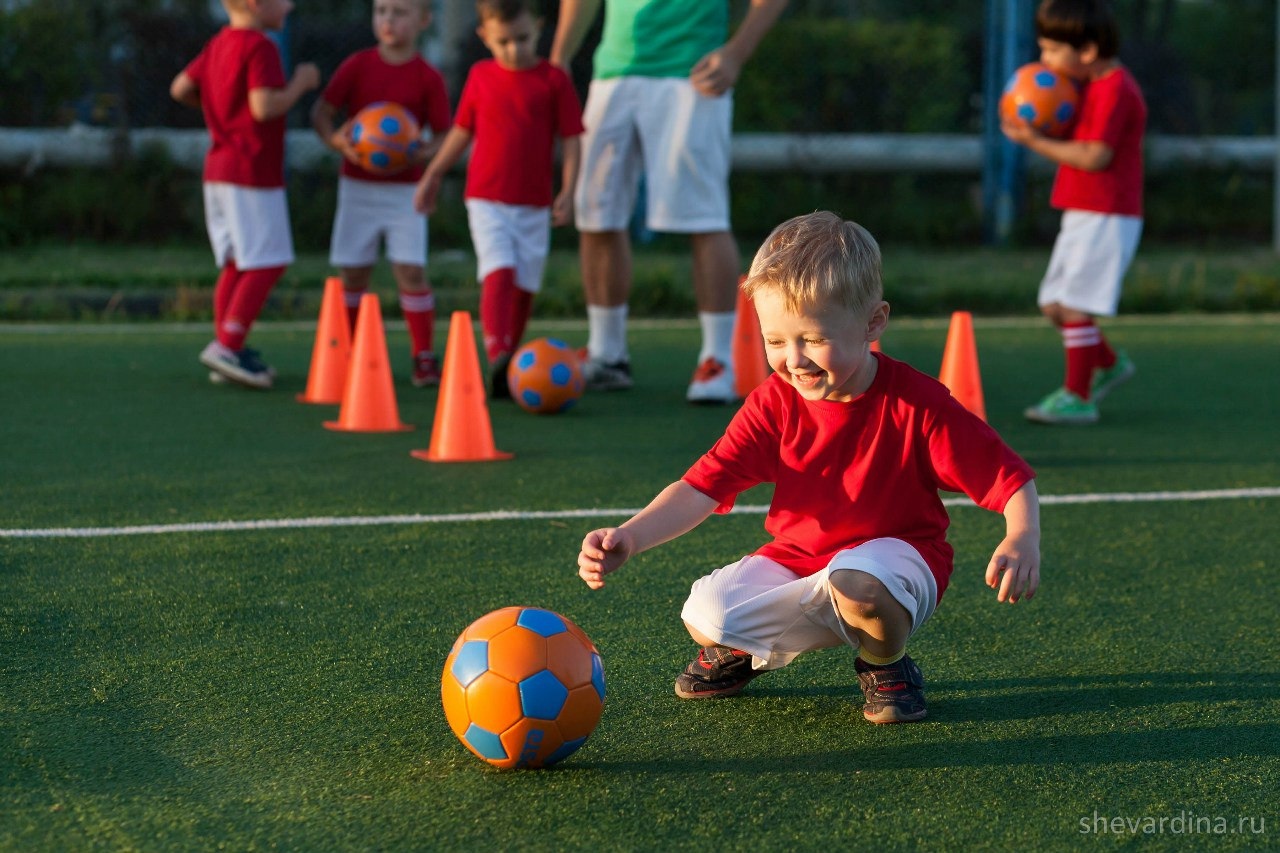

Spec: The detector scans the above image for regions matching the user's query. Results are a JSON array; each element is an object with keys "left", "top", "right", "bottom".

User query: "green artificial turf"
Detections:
[{"left": 2, "top": 315, "right": 1277, "bottom": 851}]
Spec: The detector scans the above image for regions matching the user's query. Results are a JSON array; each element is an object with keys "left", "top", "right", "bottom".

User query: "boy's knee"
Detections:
[{"left": 829, "top": 570, "right": 896, "bottom": 620}]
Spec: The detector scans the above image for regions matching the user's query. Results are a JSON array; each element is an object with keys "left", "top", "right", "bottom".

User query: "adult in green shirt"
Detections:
[{"left": 552, "top": 0, "right": 789, "bottom": 404}]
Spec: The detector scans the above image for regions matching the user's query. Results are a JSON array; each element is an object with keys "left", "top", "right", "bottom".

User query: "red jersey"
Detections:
[
  {"left": 320, "top": 48, "right": 451, "bottom": 184},
  {"left": 1050, "top": 66, "right": 1147, "bottom": 216},
  {"left": 682, "top": 355, "right": 1035, "bottom": 599},
  {"left": 454, "top": 59, "right": 584, "bottom": 207},
  {"left": 184, "top": 27, "right": 288, "bottom": 188}
]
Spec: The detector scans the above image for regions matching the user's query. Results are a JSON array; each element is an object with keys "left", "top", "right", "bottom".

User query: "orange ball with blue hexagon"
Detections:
[
  {"left": 441, "top": 607, "right": 606, "bottom": 770},
  {"left": 350, "top": 102, "right": 421, "bottom": 175},
  {"left": 999, "top": 62, "right": 1079, "bottom": 138},
  {"left": 506, "top": 337, "right": 585, "bottom": 414}
]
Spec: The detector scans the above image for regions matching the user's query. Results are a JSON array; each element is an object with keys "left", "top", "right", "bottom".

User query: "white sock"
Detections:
[
  {"left": 586, "top": 304, "right": 629, "bottom": 363},
  {"left": 698, "top": 311, "right": 736, "bottom": 365}
]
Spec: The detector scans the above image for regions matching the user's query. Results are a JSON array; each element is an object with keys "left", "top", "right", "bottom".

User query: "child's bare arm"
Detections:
[
  {"left": 552, "top": 135, "right": 582, "bottom": 227},
  {"left": 170, "top": 71, "right": 200, "bottom": 108},
  {"left": 414, "top": 126, "right": 472, "bottom": 214},
  {"left": 310, "top": 98, "right": 359, "bottom": 164},
  {"left": 577, "top": 482, "right": 720, "bottom": 590},
  {"left": 986, "top": 480, "right": 1041, "bottom": 603},
  {"left": 249, "top": 62, "right": 321, "bottom": 122},
  {"left": 1000, "top": 121, "right": 1113, "bottom": 171}
]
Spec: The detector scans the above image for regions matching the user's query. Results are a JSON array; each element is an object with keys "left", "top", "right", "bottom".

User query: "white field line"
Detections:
[
  {"left": 3, "top": 487, "right": 1278, "bottom": 540},
  {"left": 2, "top": 313, "right": 1279, "bottom": 336}
]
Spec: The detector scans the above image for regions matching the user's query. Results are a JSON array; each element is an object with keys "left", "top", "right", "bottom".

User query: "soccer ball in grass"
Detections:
[
  {"left": 350, "top": 102, "right": 421, "bottom": 175},
  {"left": 999, "top": 62, "right": 1079, "bottom": 138},
  {"left": 442, "top": 607, "right": 606, "bottom": 770},
  {"left": 506, "top": 337, "right": 585, "bottom": 414}
]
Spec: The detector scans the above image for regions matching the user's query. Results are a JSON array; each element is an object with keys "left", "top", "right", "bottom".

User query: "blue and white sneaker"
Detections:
[{"left": 200, "top": 340, "right": 273, "bottom": 389}]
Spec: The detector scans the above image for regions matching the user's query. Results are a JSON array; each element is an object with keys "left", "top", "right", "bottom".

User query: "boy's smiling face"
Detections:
[
  {"left": 754, "top": 288, "right": 887, "bottom": 403},
  {"left": 477, "top": 11, "right": 540, "bottom": 71}
]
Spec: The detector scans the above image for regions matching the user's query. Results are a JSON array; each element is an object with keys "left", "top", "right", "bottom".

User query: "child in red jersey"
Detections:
[
  {"left": 312, "top": 0, "right": 452, "bottom": 387},
  {"left": 1002, "top": 0, "right": 1146, "bottom": 425},
  {"left": 414, "top": 0, "right": 583, "bottom": 398},
  {"left": 171, "top": 0, "right": 320, "bottom": 389},
  {"left": 576, "top": 212, "right": 1042, "bottom": 724}
]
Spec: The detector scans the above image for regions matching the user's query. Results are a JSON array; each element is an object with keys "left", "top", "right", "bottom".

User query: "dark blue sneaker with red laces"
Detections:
[
  {"left": 674, "top": 646, "right": 764, "bottom": 699},
  {"left": 855, "top": 654, "right": 927, "bottom": 723}
]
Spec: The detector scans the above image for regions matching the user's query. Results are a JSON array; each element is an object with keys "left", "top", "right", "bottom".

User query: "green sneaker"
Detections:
[
  {"left": 1024, "top": 387, "right": 1099, "bottom": 425},
  {"left": 1091, "top": 350, "right": 1135, "bottom": 402}
]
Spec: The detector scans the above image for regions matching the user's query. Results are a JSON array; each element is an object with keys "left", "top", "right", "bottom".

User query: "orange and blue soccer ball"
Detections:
[
  {"left": 506, "top": 337, "right": 585, "bottom": 414},
  {"left": 999, "top": 62, "right": 1079, "bottom": 138},
  {"left": 350, "top": 102, "right": 421, "bottom": 175},
  {"left": 441, "top": 607, "right": 606, "bottom": 770}
]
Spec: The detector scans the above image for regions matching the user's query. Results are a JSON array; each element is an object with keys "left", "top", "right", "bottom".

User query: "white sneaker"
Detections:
[
  {"left": 686, "top": 357, "right": 737, "bottom": 404},
  {"left": 199, "top": 340, "right": 272, "bottom": 389}
]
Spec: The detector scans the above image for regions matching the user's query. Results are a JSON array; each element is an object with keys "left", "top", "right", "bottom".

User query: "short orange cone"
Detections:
[
  {"left": 324, "top": 294, "right": 412, "bottom": 432},
  {"left": 938, "top": 310, "right": 987, "bottom": 421},
  {"left": 732, "top": 282, "right": 769, "bottom": 398},
  {"left": 297, "top": 276, "right": 352, "bottom": 404},
  {"left": 870, "top": 338, "right": 881, "bottom": 353},
  {"left": 411, "top": 311, "right": 512, "bottom": 462}
]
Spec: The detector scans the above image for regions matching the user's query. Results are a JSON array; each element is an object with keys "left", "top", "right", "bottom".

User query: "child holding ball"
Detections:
[{"left": 576, "top": 211, "right": 1041, "bottom": 723}]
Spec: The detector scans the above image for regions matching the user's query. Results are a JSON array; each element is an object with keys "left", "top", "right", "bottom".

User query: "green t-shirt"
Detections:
[{"left": 592, "top": 0, "right": 728, "bottom": 79}]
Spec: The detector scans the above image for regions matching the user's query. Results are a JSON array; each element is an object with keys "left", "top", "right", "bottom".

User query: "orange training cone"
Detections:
[
  {"left": 324, "top": 294, "right": 412, "bottom": 432},
  {"left": 732, "top": 281, "right": 769, "bottom": 399},
  {"left": 411, "top": 311, "right": 512, "bottom": 462},
  {"left": 938, "top": 310, "right": 987, "bottom": 422},
  {"left": 297, "top": 276, "right": 352, "bottom": 404}
]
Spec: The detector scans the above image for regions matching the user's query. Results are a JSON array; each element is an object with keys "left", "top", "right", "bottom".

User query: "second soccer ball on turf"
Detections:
[
  {"left": 506, "top": 338, "right": 585, "bottom": 414},
  {"left": 999, "top": 62, "right": 1079, "bottom": 138},
  {"left": 350, "top": 102, "right": 421, "bottom": 175}
]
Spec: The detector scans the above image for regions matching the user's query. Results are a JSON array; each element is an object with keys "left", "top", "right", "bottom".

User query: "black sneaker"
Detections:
[
  {"left": 855, "top": 655, "right": 927, "bottom": 723},
  {"left": 489, "top": 352, "right": 511, "bottom": 399},
  {"left": 674, "top": 646, "right": 763, "bottom": 699}
]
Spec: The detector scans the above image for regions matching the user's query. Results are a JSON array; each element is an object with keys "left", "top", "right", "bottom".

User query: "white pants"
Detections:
[
  {"left": 575, "top": 76, "right": 731, "bottom": 233},
  {"left": 680, "top": 538, "right": 938, "bottom": 671},
  {"left": 328, "top": 177, "right": 427, "bottom": 268},
  {"left": 465, "top": 199, "right": 551, "bottom": 292},
  {"left": 203, "top": 183, "right": 294, "bottom": 270},
  {"left": 1039, "top": 210, "right": 1143, "bottom": 317}
]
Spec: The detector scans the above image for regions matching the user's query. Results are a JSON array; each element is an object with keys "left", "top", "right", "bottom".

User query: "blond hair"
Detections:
[{"left": 743, "top": 211, "right": 882, "bottom": 316}]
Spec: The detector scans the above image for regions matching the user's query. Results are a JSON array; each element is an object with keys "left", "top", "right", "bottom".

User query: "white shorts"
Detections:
[
  {"left": 328, "top": 177, "right": 427, "bottom": 268},
  {"left": 575, "top": 76, "right": 731, "bottom": 234},
  {"left": 679, "top": 538, "right": 938, "bottom": 672},
  {"left": 1039, "top": 210, "right": 1143, "bottom": 316},
  {"left": 464, "top": 199, "right": 551, "bottom": 293},
  {"left": 203, "top": 183, "right": 294, "bottom": 270}
]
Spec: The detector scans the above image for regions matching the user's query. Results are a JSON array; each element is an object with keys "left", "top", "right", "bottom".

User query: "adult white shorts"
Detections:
[
  {"left": 464, "top": 199, "right": 551, "bottom": 293},
  {"left": 679, "top": 538, "right": 938, "bottom": 672},
  {"left": 203, "top": 182, "right": 294, "bottom": 271},
  {"left": 575, "top": 76, "right": 731, "bottom": 234},
  {"left": 1039, "top": 209, "right": 1143, "bottom": 317},
  {"left": 328, "top": 177, "right": 427, "bottom": 268}
]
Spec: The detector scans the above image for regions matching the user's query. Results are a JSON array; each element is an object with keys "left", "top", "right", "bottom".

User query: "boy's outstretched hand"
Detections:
[
  {"left": 985, "top": 532, "right": 1041, "bottom": 603},
  {"left": 577, "top": 527, "right": 635, "bottom": 590}
]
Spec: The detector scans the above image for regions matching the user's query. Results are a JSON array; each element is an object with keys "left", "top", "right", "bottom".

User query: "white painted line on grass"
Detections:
[{"left": 3, "top": 487, "right": 1278, "bottom": 540}]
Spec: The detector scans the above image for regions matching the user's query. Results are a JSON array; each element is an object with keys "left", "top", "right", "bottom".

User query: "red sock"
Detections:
[
  {"left": 399, "top": 287, "right": 436, "bottom": 356},
  {"left": 480, "top": 267, "right": 518, "bottom": 361},
  {"left": 343, "top": 287, "right": 364, "bottom": 333},
  {"left": 510, "top": 286, "right": 534, "bottom": 352},
  {"left": 1061, "top": 321, "right": 1101, "bottom": 399},
  {"left": 213, "top": 261, "right": 239, "bottom": 332},
  {"left": 1095, "top": 332, "right": 1117, "bottom": 369},
  {"left": 220, "top": 265, "right": 284, "bottom": 350}
]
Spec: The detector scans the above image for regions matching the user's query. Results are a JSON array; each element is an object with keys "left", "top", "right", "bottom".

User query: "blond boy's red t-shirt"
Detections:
[
  {"left": 682, "top": 355, "right": 1035, "bottom": 600},
  {"left": 184, "top": 27, "right": 288, "bottom": 188},
  {"left": 453, "top": 59, "right": 584, "bottom": 207},
  {"left": 319, "top": 47, "right": 452, "bottom": 184},
  {"left": 1051, "top": 66, "right": 1147, "bottom": 216}
]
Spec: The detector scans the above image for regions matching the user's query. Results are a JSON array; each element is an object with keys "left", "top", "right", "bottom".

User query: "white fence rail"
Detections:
[{"left": 0, "top": 126, "right": 1275, "bottom": 174}]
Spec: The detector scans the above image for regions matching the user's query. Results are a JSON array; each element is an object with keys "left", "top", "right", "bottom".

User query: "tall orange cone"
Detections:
[
  {"left": 411, "top": 311, "right": 512, "bottom": 462},
  {"left": 324, "top": 294, "right": 412, "bottom": 432},
  {"left": 297, "top": 276, "right": 352, "bottom": 404},
  {"left": 938, "top": 310, "right": 987, "bottom": 422},
  {"left": 732, "top": 281, "right": 769, "bottom": 399}
]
